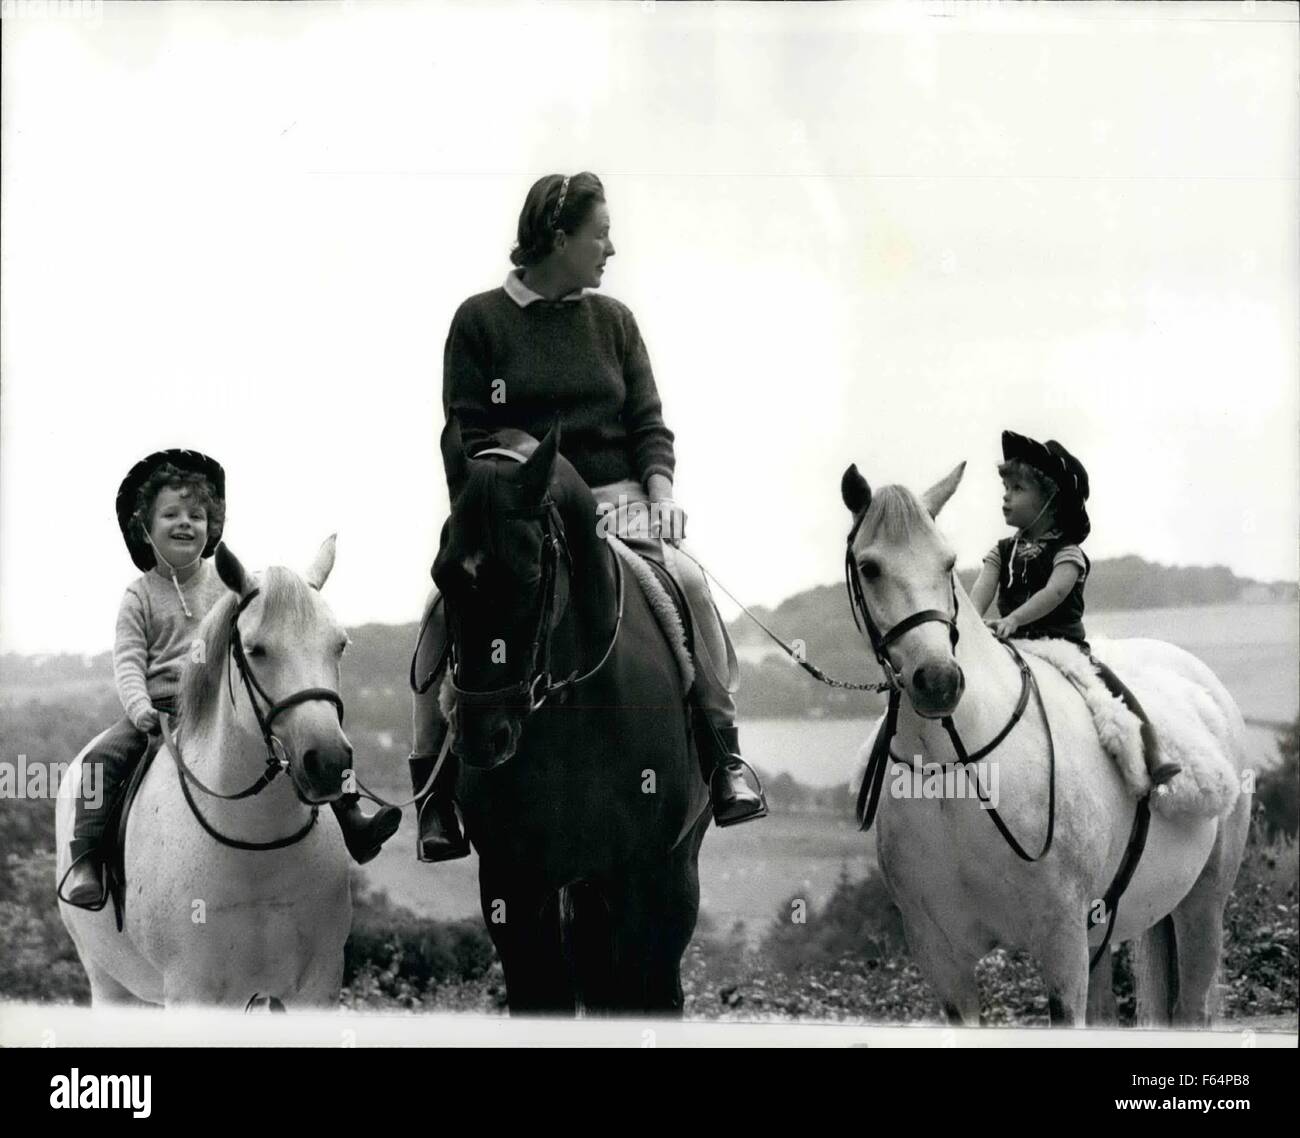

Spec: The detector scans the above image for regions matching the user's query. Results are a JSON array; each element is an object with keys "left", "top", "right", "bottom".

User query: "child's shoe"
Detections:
[
  {"left": 330, "top": 794, "right": 401, "bottom": 865},
  {"left": 61, "top": 842, "right": 107, "bottom": 909}
]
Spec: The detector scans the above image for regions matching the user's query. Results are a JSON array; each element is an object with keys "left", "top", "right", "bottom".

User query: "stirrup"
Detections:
[
  {"left": 711, "top": 759, "right": 769, "bottom": 828},
  {"left": 57, "top": 849, "right": 110, "bottom": 912}
]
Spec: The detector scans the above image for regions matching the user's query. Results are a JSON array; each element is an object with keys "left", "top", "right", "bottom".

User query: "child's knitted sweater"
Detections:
[{"left": 113, "top": 560, "right": 227, "bottom": 727}]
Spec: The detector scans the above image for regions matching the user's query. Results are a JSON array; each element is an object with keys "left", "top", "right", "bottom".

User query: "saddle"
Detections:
[
  {"left": 605, "top": 535, "right": 695, "bottom": 692},
  {"left": 1015, "top": 638, "right": 1239, "bottom": 819},
  {"left": 99, "top": 733, "right": 165, "bottom": 933}
]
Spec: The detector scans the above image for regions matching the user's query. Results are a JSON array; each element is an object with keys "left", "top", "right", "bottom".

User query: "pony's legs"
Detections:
[
  {"left": 1037, "top": 924, "right": 1091, "bottom": 1027},
  {"left": 1132, "top": 914, "right": 1178, "bottom": 1026},
  {"left": 85, "top": 960, "right": 158, "bottom": 1008},
  {"left": 1167, "top": 793, "right": 1249, "bottom": 1027},
  {"left": 897, "top": 906, "right": 980, "bottom": 1025},
  {"left": 609, "top": 870, "right": 700, "bottom": 1016},
  {"left": 1085, "top": 947, "right": 1119, "bottom": 1025}
]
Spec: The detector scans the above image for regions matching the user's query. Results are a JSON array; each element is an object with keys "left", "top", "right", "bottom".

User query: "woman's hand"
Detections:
[{"left": 647, "top": 475, "right": 687, "bottom": 546}]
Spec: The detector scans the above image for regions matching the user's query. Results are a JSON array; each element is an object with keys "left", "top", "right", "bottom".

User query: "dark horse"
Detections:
[{"left": 427, "top": 420, "right": 711, "bottom": 1015}]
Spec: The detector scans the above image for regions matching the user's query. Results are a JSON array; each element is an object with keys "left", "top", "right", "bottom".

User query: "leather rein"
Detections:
[
  {"left": 162, "top": 586, "right": 345, "bottom": 851},
  {"left": 845, "top": 515, "right": 1057, "bottom": 865},
  {"left": 444, "top": 450, "right": 625, "bottom": 718}
]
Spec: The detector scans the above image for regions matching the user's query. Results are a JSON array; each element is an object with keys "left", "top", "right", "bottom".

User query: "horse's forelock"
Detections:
[
  {"left": 857, "top": 485, "right": 932, "bottom": 547},
  {"left": 179, "top": 568, "right": 325, "bottom": 728}
]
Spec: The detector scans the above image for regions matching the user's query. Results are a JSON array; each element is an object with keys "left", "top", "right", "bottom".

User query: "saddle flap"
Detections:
[{"left": 104, "top": 732, "right": 165, "bottom": 932}]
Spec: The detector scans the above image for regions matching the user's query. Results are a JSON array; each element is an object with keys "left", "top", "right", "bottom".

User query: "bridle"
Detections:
[
  {"left": 843, "top": 511, "right": 961, "bottom": 692},
  {"left": 164, "top": 585, "right": 346, "bottom": 851},
  {"left": 845, "top": 511, "right": 1056, "bottom": 865},
  {"left": 445, "top": 452, "right": 624, "bottom": 720}
]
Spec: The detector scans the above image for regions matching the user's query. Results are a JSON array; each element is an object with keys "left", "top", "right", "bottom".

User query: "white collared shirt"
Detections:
[{"left": 503, "top": 268, "right": 585, "bottom": 308}]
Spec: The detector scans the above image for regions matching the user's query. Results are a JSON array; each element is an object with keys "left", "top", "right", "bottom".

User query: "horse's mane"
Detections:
[
  {"left": 855, "top": 484, "right": 932, "bottom": 546},
  {"left": 179, "top": 567, "right": 318, "bottom": 727}
]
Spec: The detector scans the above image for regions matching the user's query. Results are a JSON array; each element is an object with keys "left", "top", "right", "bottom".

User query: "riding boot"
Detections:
[
  {"left": 61, "top": 716, "right": 151, "bottom": 910},
  {"left": 330, "top": 794, "right": 402, "bottom": 866},
  {"left": 1092, "top": 659, "right": 1182, "bottom": 790},
  {"left": 408, "top": 729, "right": 470, "bottom": 863},
  {"left": 693, "top": 714, "right": 768, "bottom": 827}
]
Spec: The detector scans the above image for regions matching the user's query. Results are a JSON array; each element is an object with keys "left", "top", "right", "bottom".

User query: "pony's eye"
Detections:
[
  {"left": 248, "top": 644, "right": 267, "bottom": 659},
  {"left": 858, "top": 559, "right": 880, "bottom": 581}
]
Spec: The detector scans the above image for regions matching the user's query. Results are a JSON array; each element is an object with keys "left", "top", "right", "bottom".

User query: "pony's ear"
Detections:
[
  {"left": 518, "top": 421, "right": 560, "bottom": 502},
  {"left": 440, "top": 418, "right": 470, "bottom": 498},
  {"left": 841, "top": 464, "right": 872, "bottom": 516},
  {"left": 921, "top": 462, "right": 966, "bottom": 519},
  {"left": 305, "top": 534, "right": 337, "bottom": 591},
  {"left": 215, "top": 543, "right": 250, "bottom": 597}
]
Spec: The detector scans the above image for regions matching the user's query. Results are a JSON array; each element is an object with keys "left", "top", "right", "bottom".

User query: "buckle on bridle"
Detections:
[
  {"left": 267, "top": 735, "right": 290, "bottom": 773},
  {"left": 529, "top": 671, "right": 552, "bottom": 711}
]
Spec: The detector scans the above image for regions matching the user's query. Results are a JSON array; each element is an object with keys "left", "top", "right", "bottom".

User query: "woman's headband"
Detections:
[{"left": 549, "top": 175, "right": 571, "bottom": 231}]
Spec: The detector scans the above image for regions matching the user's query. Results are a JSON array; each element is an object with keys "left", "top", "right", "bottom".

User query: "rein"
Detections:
[{"left": 161, "top": 586, "right": 345, "bottom": 851}]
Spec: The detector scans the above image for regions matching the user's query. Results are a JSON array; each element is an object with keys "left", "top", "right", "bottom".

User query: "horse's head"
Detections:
[
  {"left": 199, "top": 537, "right": 355, "bottom": 804},
  {"left": 842, "top": 462, "right": 968, "bottom": 718},
  {"left": 434, "top": 420, "right": 579, "bottom": 770}
]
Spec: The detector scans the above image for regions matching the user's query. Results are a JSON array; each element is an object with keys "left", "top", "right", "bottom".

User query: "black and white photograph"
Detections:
[{"left": 1, "top": 0, "right": 1296, "bottom": 1082}]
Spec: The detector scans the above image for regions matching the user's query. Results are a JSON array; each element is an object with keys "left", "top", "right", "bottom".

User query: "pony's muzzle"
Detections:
[
  {"left": 451, "top": 706, "right": 520, "bottom": 771},
  {"left": 909, "top": 660, "right": 966, "bottom": 719},
  {"left": 289, "top": 731, "right": 354, "bottom": 803}
]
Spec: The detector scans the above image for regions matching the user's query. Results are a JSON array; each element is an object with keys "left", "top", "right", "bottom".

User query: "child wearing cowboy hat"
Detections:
[
  {"left": 60, "top": 450, "right": 399, "bottom": 910},
  {"left": 969, "top": 430, "right": 1181, "bottom": 788}
]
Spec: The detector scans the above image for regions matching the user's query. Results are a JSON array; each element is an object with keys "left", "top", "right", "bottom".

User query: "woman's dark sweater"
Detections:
[{"left": 442, "top": 285, "right": 676, "bottom": 489}]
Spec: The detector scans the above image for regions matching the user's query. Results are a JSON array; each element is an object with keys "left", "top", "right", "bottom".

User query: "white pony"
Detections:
[
  {"left": 56, "top": 539, "right": 353, "bottom": 1008},
  {"left": 842, "top": 463, "right": 1251, "bottom": 1027}
]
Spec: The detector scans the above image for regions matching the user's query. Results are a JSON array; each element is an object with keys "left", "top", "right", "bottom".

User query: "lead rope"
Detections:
[{"left": 674, "top": 547, "right": 892, "bottom": 694}]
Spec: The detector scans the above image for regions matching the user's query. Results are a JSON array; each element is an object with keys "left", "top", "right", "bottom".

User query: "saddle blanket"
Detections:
[{"left": 1017, "top": 637, "right": 1240, "bottom": 820}]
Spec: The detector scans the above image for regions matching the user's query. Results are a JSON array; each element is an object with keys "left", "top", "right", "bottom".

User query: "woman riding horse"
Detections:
[{"left": 410, "top": 171, "right": 767, "bottom": 860}]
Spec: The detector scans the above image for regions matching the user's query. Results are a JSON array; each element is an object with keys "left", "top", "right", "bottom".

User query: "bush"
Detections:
[
  {"left": 1254, "top": 718, "right": 1299, "bottom": 841},
  {"left": 0, "top": 850, "right": 90, "bottom": 1004},
  {"left": 342, "top": 875, "right": 499, "bottom": 1010}
]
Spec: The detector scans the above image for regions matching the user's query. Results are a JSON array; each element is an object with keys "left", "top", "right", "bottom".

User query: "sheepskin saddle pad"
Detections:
[
  {"left": 1015, "top": 637, "right": 1240, "bottom": 820},
  {"left": 604, "top": 534, "right": 695, "bottom": 692},
  {"left": 437, "top": 533, "right": 695, "bottom": 719}
]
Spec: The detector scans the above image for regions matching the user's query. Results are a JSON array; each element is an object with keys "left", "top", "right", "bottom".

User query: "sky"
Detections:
[{"left": 2, "top": 0, "right": 1297, "bottom": 656}]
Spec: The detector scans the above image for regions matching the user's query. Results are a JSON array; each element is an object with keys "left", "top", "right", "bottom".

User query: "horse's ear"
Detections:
[
  {"left": 215, "top": 543, "right": 250, "bottom": 597},
  {"left": 922, "top": 461, "right": 966, "bottom": 519},
  {"left": 305, "top": 534, "right": 337, "bottom": 591},
  {"left": 841, "top": 464, "right": 872, "bottom": 516},
  {"left": 518, "top": 420, "right": 560, "bottom": 502},
  {"left": 440, "top": 418, "right": 470, "bottom": 498}
]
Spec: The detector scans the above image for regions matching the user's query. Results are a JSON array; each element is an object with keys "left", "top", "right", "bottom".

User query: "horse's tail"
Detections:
[
  {"left": 1132, "top": 914, "right": 1179, "bottom": 1025},
  {"left": 555, "top": 881, "right": 612, "bottom": 1016}
]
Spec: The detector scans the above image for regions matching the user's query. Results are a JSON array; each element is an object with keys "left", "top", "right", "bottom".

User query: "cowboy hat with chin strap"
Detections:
[
  {"left": 116, "top": 449, "right": 226, "bottom": 572},
  {"left": 1001, "top": 430, "right": 1091, "bottom": 543}
]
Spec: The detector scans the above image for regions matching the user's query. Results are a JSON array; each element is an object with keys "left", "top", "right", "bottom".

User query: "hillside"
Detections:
[{"left": 1, "top": 556, "right": 1294, "bottom": 727}]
